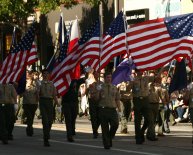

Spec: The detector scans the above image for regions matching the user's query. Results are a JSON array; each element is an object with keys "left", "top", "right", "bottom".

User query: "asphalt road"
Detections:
[{"left": 0, "top": 117, "right": 193, "bottom": 155}]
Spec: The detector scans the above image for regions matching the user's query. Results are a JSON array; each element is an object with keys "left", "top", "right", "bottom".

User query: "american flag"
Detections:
[
  {"left": 82, "top": 11, "right": 127, "bottom": 71},
  {"left": 47, "top": 13, "right": 68, "bottom": 72},
  {"left": 0, "top": 23, "right": 37, "bottom": 84},
  {"left": 51, "top": 19, "right": 100, "bottom": 86},
  {"left": 48, "top": 13, "right": 72, "bottom": 96},
  {"left": 127, "top": 13, "right": 193, "bottom": 71},
  {"left": 28, "top": 41, "right": 38, "bottom": 64}
]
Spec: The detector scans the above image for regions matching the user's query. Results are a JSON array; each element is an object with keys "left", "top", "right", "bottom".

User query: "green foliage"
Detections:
[
  {"left": 0, "top": 0, "right": 39, "bottom": 27},
  {"left": 0, "top": 0, "right": 100, "bottom": 28},
  {"left": 83, "top": 0, "right": 101, "bottom": 6}
]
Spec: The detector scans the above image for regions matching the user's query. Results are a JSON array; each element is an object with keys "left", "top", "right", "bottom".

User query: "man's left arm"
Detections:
[{"left": 115, "top": 88, "right": 121, "bottom": 112}]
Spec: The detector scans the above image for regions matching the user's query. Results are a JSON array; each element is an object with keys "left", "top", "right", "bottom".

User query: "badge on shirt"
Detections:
[{"left": 96, "top": 84, "right": 102, "bottom": 90}]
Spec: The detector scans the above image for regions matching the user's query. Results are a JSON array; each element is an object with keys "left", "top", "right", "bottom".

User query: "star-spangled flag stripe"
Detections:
[
  {"left": 1, "top": 51, "right": 28, "bottom": 83},
  {"left": 83, "top": 11, "right": 127, "bottom": 71},
  {"left": 0, "top": 23, "right": 37, "bottom": 83},
  {"left": 127, "top": 13, "right": 193, "bottom": 71},
  {"left": 53, "top": 73, "right": 71, "bottom": 96},
  {"left": 51, "top": 20, "right": 100, "bottom": 84},
  {"left": 48, "top": 13, "right": 72, "bottom": 96},
  {"left": 28, "top": 42, "right": 38, "bottom": 64},
  {"left": 47, "top": 13, "right": 68, "bottom": 72}
]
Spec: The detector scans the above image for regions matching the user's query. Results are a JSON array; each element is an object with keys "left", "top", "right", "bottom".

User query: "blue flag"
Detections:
[
  {"left": 112, "top": 58, "right": 135, "bottom": 85},
  {"left": 169, "top": 59, "right": 187, "bottom": 94}
]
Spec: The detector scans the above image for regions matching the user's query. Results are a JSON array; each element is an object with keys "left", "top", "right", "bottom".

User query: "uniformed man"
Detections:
[
  {"left": 98, "top": 72, "right": 121, "bottom": 149},
  {"left": 62, "top": 77, "right": 85, "bottom": 142},
  {"left": 117, "top": 81, "right": 133, "bottom": 134},
  {"left": 0, "top": 83, "right": 17, "bottom": 144},
  {"left": 38, "top": 69, "right": 59, "bottom": 147},
  {"left": 86, "top": 71, "right": 102, "bottom": 138},
  {"left": 130, "top": 69, "right": 157, "bottom": 144},
  {"left": 156, "top": 75, "right": 170, "bottom": 136},
  {"left": 22, "top": 71, "right": 38, "bottom": 137},
  {"left": 141, "top": 81, "right": 160, "bottom": 137}
]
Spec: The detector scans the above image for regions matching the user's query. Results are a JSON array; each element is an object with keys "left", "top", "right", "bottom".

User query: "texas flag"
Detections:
[{"left": 68, "top": 19, "right": 81, "bottom": 79}]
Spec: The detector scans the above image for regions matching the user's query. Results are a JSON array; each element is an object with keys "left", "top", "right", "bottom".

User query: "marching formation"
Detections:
[
  {"left": 0, "top": 65, "right": 193, "bottom": 150},
  {"left": 1, "top": 10, "right": 193, "bottom": 150}
]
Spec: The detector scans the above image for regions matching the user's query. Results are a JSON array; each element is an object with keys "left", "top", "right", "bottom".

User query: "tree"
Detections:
[{"left": 0, "top": 0, "right": 101, "bottom": 29}]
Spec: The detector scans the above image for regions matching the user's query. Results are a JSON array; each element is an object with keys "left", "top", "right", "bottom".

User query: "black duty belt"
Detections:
[
  {"left": 99, "top": 106, "right": 116, "bottom": 110},
  {"left": 134, "top": 96, "right": 146, "bottom": 99},
  {"left": 149, "top": 102, "right": 159, "bottom": 104},
  {"left": 40, "top": 97, "right": 53, "bottom": 99}
]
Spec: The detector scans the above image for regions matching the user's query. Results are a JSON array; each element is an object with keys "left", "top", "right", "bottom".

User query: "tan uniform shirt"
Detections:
[
  {"left": 156, "top": 85, "right": 169, "bottom": 104},
  {"left": 148, "top": 88, "right": 159, "bottom": 103},
  {"left": 131, "top": 76, "right": 153, "bottom": 97},
  {"left": 39, "top": 80, "right": 57, "bottom": 99},
  {"left": 98, "top": 83, "right": 120, "bottom": 108},
  {"left": 88, "top": 81, "right": 102, "bottom": 101},
  {"left": 0, "top": 84, "right": 17, "bottom": 104},
  {"left": 23, "top": 80, "right": 38, "bottom": 104},
  {"left": 118, "top": 82, "right": 132, "bottom": 100}
]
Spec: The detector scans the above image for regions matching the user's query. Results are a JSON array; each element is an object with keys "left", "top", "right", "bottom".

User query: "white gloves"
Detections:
[{"left": 118, "top": 112, "right": 122, "bottom": 119}]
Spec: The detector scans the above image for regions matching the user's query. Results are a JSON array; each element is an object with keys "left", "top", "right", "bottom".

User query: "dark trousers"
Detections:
[
  {"left": 99, "top": 107, "right": 119, "bottom": 148},
  {"left": 163, "top": 104, "right": 171, "bottom": 132},
  {"left": 62, "top": 102, "right": 78, "bottom": 139},
  {"left": 39, "top": 98, "right": 54, "bottom": 140},
  {"left": 23, "top": 104, "right": 38, "bottom": 135},
  {"left": 133, "top": 97, "right": 155, "bottom": 140},
  {"left": 0, "top": 104, "right": 15, "bottom": 141},
  {"left": 141, "top": 103, "right": 159, "bottom": 137},
  {"left": 189, "top": 108, "right": 193, "bottom": 124},
  {"left": 88, "top": 98, "right": 100, "bottom": 135},
  {"left": 120, "top": 99, "right": 132, "bottom": 131}
]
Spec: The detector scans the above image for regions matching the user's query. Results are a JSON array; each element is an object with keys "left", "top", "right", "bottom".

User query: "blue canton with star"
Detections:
[
  {"left": 57, "top": 21, "right": 68, "bottom": 63},
  {"left": 78, "top": 19, "right": 100, "bottom": 45},
  {"left": 12, "top": 23, "right": 36, "bottom": 53},
  {"left": 105, "top": 11, "right": 125, "bottom": 38},
  {"left": 165, "top": 13, "right": 193, "bottom": 39}
]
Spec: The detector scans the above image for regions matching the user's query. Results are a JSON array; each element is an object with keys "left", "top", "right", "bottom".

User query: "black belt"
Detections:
[
  {"left": 149, "top": 102, "right": 159, "bottom": 104},
  {"left": 99, "top": 106, "right": 116, "bottom": 110},
  {"left": 134, "top": 96, "right": 146, "bottom": 99},
  {"left": 40, "top": 97, "right": 53, "bottom": 99}
]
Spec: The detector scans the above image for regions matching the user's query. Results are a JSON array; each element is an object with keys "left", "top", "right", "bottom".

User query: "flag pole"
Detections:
[
  {"left": 166, "top": 59, "right": 175, "bottom": 78},
  {"left": 10, "top": 27, "right": 16, "bottom": 52},
  {"left": 123, "top": 9, "right": 129, "bottom": 57},
  {"left": 98, "top": 2, "right": 103, "bottom": 82},
  {"left": 46, "top": 11, "right": 62, "bottom": 69},
  {"left": 113, "top": 0, "right": 119, "bottom": 71}
]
